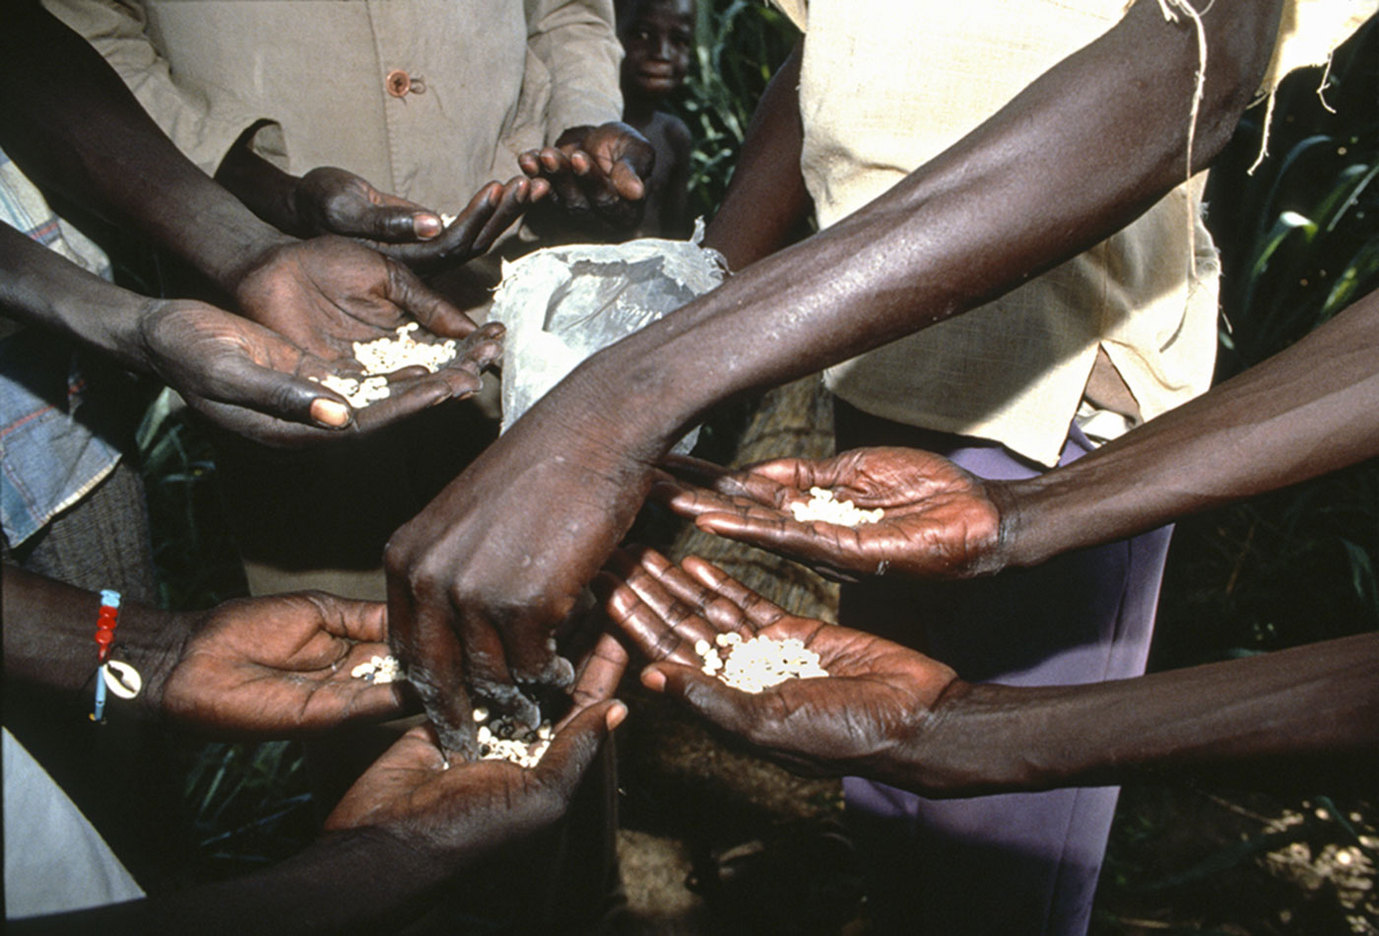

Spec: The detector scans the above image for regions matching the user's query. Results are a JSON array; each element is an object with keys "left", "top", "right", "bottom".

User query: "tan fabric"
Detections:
[
  {"left": 1260, "top": 0, "right": 1377, "bottom": 94},
  {"left": 44, "top": 0, "right": 624, "bottom": 216},
  {"left": 773, "top": 0, "right": 1373, "bottom": 466}
]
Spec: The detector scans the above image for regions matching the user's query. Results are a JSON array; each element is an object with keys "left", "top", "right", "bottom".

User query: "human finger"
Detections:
[
  {"left": 299, "top": 167, "right": 443, "bottom": 241},
  {"left": 630, "top": 547, "right": 757, "bottom": 639},
  {"left": 385, "top": 179, "right": 527, "bottom": 268},
  {"left": 640, "top": 661, "right": 763, "bottom": 737},
  {"left": 381, "top": 260, "right": 479, "bottom": 338},
  {"left": 307, "top": 593, "right": 390, "bottom": 644},
  {"left": 659, "top": 455, "right": 791, "bottom": 505},
  {"left": 203, "top": 352, "right": 357, "bottom": 430},
  {"left": 566, "top": 632, "right": 629, "bottom": 717},
  {"left": 608, "top": 156, "right": 647, "bottom": 202},
  {"left": 679, "top": 556, "right": 793, "bottom": 631},
  {"left": 606, "top": 549, "right": 720, "bottom": 651},
  {"left": 362, "top": 188, "right": 445, "bottom": 240},
  {"left": 537, "top": 147, "right": 593, "bottom": 215},
  {"left": 692, "top": 510, "right": 867, "bottom": 580},
  {"left": 346, "top": 378, "right": 456, "bottom": 432},
  {"left": 738, "top": 456, "right": 834, "bottom": 492},
  {"left": 598, "top": 571, "right": 702, "bottom": 668},
  {"left": 467, "top": 177, "right": 532, "bottom": 252},
  {"left": 528, "top": 698, "right": 626, "bottom": 807},
  {"left": 386, "top": 581, "right": 479, "bottom": 759},
  {"left": 453, "top": 608, "right": 546, "bottom": 733},
  {"left": 350, "top": 203, "right": 445, "bottom": 242}
]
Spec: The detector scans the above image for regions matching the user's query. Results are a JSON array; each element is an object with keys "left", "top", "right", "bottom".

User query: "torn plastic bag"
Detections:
[{"left": 490, "top": 221, "right": 727, "bottom": 453}]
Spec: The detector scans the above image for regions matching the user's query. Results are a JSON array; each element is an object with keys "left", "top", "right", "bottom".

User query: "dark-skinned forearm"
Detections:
[
  {"left": 0, "top": 223, "right": 158, "bottom": 372},
  {"left": 2, "top": 565, "right": 186, "bottom": 717},
  {"left": 0, "top": 4, "right": 292, "bottom": 290},
  {"left": 896, "top": 632, "right": 1379, "bottom": 797},
  {"left": 6, "top": 829, "right": 450, "bottom": 936},
  {"left": 701, "top": 42, "right": 811, "bottom": 271},
  {"left": 997, "top": 287, "right": 1379, "bottom": 569},
  {"left": 541, "top": 0, "right": 1282, "bottom": 462}
]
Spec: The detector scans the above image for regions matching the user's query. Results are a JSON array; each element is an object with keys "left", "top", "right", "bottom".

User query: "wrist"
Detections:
[
  {"left": 988, "top": 471, "right": 1084, "bottom": 570},
  {"left": 89, "top": 598, "right": 191, "bottom": 721},
  {"left": 203, "top": 214, "right": 299, "bottom": 295},
  {"left": 537, "top": 352, "right": 689, "bottom": 468},
  {"left": 1, "top": 228, "right": 149, "bottom": 370},
  {"left": 61, "top": 284, "right": 150, "bottom": 373},
  {"left": 885, "top": 680, "right": 1066, "bottom": 796},
  {"left": 983, "top": 478, "right": 1038, "bottom": 571}
]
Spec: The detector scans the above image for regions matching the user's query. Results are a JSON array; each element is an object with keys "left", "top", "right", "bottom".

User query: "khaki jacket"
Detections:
[{"left": 45, "top": 0, "right": 624, "bottom": 215}]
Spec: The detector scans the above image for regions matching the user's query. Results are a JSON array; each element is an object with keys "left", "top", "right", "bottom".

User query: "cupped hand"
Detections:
[
  {"left": 324, "top": 634, "right": 627, "bottom": 863},
  {"left": 655, "top": 448, "right": 1007, "bottom": 582},
  {"left": 600, "top": 547, "right": 961, "bottom": 781},
  {"left": 297, "top": 169, "right": 539, "bottom": 271},
  {"left": 138, "top": 297, "right": 503, "bottom": 447},
  {"left": 384, "top": 414, "right": 656, "bottom": 758},
  {"left": 232, "top": 234, "right": 482, "bottom": 357},
  {"left": 518, "top": 121, "right": 653, "bottom": 229},
  {"left": 157, "top": 591, "right": 408, "bottom": 736}
]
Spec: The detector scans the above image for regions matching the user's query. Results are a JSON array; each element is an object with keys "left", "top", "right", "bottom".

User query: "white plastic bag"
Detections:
[{"left": 490, "top": 222, "right": 727, "bottom": 452}]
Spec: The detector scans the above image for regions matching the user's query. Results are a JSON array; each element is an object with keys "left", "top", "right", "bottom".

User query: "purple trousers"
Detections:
[{"left": 835, "top": 402, "right": 1173, "bottom": 936}]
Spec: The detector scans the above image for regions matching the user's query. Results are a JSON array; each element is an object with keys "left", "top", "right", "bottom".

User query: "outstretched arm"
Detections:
[
  {"left": 998, "top": 285, "right": 1379, "bottom": 567},
  {"left": 655, "top": 286, "right": 1379, "bottom": 581},
  {"left": 385, "top": 0, "right": 1282, "bottom": 754},
  {"left": 604, "top": 549, "right": 1379, "bottom": 797},
  {"left": 1, "top": 564, "right": 405, "bottom": 735}
]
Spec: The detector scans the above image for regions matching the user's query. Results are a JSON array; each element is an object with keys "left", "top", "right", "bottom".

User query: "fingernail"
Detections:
[
  {"left": 310, "top": 398, "right": 351, "bottom": 428},
  {"left": 606, "top": 701, "right": 628, "bottom": 730},
  {"left": 640, "top": 667, "right": 667, "bottom": 692},
  {"left": 414, "top": 213, "right": 443, "bottom": 238}
]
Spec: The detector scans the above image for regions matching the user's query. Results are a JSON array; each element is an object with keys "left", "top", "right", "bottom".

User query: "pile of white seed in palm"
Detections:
[
  {"left": 694, "top": 631, "right": 829, "bottom": 693},
  {"left": 350, "top": 654, "right": 404, "bottom": 684},
  {"left": 472, "top": 706, "right": 553, "bottom": 769},
  {"left": 789, "top": 486, "right": 884, "bottom": 527},
  {"left": 312, "top": 323, "right": 459, "bottom": 408}
]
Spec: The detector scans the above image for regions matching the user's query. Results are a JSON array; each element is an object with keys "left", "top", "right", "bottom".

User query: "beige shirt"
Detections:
[
  {"left": 45, "top": 0, "right": 624, "bottom": 216},
  {"left": 774, "top": 0, "right": 1375, "bottom": 466}
]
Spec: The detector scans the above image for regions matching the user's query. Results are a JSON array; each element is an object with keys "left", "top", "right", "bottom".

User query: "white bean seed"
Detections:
[
  {"left": 309, "top": 324, "right": 460, "bottom": 409},
  {"left": 788, "top": 487, "right": 884, "bottom": 527},
  {"left": 693, "top": 633, "right": 830, "bottom": 693}
]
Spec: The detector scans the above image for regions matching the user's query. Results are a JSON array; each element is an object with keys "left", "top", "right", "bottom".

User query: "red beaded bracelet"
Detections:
[
  {"left": 91, "top": 589, "right": 121, "bottom": 722},
  {"left": 95, "top": 588, "right": 120, "bottom": 661}
]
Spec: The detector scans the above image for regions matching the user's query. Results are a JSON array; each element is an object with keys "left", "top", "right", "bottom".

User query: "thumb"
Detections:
[
  {"left": 340, "top": 203, "right": 443, "bottom": 242},
  {"left": 382, "top": 260, "right": 479, "bottom": 338},
  {"left": 531, "top": 699, "right": 625, "bottom": 800},
  {"left": 645, "top": 663, "right": 754, "bottom": 734},
  {"left": 304, "top": 168, "right": 443, "bottom": 241},
  {"left": 200, "top": 356, "right": 354, "bottom": 429},
  {"left": 609, "top": 157, "right": 647, "bottom": 202}
]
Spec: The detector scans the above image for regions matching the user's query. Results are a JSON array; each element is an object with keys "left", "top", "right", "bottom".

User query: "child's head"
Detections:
[{"left": 616, "top": 0, "right": 696, "bottom": 104}]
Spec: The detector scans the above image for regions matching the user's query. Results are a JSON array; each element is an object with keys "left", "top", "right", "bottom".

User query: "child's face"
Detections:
[{"left": 619, "top": 0, "right": 695, "bottom": 100}]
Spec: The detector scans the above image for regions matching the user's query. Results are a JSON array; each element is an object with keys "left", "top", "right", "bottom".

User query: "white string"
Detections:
[{"left": 1154, "top": 0, "right": 1212, "bottom": 285}]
